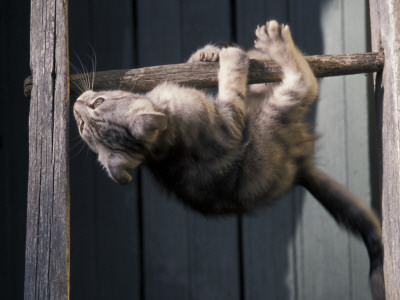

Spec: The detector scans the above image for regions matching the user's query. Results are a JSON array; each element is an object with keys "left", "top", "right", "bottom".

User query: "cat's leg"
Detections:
[
  {"left": 216, "top": 47, "right": 249, "bottom": 139},
  {"left": 189, "top": 45, "right": 249, "bottom": 118},
  {"left": 255, "top": 20, "right": 318, "bottom": 107},
  {"left": 218, "top": 47, "right": 249, "bottom": 103}
]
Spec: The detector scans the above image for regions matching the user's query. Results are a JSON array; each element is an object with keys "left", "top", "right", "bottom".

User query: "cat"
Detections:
[{"left": 73, "top": 20, "right": 384, "bottom": 299}]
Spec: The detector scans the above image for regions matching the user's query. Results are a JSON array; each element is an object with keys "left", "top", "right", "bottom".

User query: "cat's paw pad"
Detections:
[
  {"left": 188, "top": 45, "right": 221, "bottom": 63},
  {"left": 219, "top": 47, "right": 249, "bottom": 67},
  {"left": 254, "top": 20, "right": 293, "bottom": 53}
]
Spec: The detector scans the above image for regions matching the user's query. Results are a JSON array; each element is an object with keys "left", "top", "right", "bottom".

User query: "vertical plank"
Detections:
[
  {"left": 68, "top": 0, "right": 141, "bottom": 299},
  {"left": 242, "top": 201, "right": 298, "bottom": 300},
  {"left": 370, "top": 0, "right": 400, "bottom": 298},
  {"left": 237, "top": 0, "right": 373, "bottom": 298},
  {"left": 0, "top": 1, "right": 30, "bottom": 299},
  {"left": 292, "top": 0, "right": 373, "bottom": 299},
  {"left": 25, "top": 0, "right": 70, "bottom": 299},
  {"left": 141, "top": 169, "right": 191, "bottom": 300},
  {"left": 136, "top": 1, "right": 191, "bottom": 299},
  {"left": 68, "top": 1, "right": 98, "bottom": 298},
  {"left": 180, "top": 0, "right": 231, "bottom": 57},
  {"left": 180, "top": 2, "right": 241, "bottom": 299},
  {"left": 343, "top": 0, "right": 373, "bottom": 298},
  {"left": 236, "top": 1, "right": 289, "bottom": 48},
  {"left": 138, "top": 1, "right": 241, "bottom": 299},
  {"left": 137, "top": 0, "right": 182, "bottom": 67},
  {"left": 235, "top": 3, "right": 297, "bottom": 300},
  {"left": 90, "top": 1, "right": 141, "bottom": 299},
  {"left": 293, "top": 0, "right": 351, "bottom": 298}
]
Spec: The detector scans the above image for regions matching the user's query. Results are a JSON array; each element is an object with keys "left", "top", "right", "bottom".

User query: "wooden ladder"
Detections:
[{"left": 24, "top": 0, "right": 399, "bottom": 298}]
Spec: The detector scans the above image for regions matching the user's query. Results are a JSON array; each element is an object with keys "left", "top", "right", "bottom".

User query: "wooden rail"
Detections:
[{"left": 24, "top": 52, "right": 384, "bottom": 97}]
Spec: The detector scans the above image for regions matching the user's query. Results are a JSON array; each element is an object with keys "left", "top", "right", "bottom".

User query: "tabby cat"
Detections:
[{"left": 73, "top": 21, "right": 384, "bottom": 299}]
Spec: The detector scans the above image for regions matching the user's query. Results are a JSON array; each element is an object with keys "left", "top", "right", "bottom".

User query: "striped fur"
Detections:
[{"left": 73, "top": 21, "right": 384, "bottom": 298}]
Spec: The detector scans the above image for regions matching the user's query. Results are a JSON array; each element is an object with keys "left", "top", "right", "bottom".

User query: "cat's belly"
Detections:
[
  {"left": 172, "top": 181, "right": 290, "bottom": 215},
  {"left": 147, "top": 162, "right": 295, "bottom": 215}
]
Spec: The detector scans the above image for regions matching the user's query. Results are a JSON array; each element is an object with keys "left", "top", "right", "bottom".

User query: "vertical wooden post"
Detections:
[
  {"left": 369, "top": 0, "right": 400, "bottom": 299},
  {"left": 25, "top": 0, "right": 70, "bottom": 299}
]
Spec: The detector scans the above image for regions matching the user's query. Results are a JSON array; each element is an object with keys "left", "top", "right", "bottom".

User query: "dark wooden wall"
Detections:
[
  {"left": 0, "top": 1, "right": 30, "bottom": 299},
  {"left": 1, "top": 0, "right": 376, "bottom": 299}
]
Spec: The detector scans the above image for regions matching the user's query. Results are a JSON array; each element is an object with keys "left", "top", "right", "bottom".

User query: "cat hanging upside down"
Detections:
[{"left": 73, "top": 20, "right": 384, "bottom": 299}]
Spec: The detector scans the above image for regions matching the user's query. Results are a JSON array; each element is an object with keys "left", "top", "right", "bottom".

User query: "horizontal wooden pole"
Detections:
[{"left": 24, "top": 52, "right": 384, "bottom": 97}]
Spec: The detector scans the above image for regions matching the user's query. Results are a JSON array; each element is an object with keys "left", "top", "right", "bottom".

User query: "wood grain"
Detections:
[
  {"left": 370, "top": 0, "right": 400, "bottom": 299},
  {"left": 25, "top": 0, "right": 70, "bottom": 299},
  {"left": 24, "top": 52, "right": 384, "bottom": 97}
]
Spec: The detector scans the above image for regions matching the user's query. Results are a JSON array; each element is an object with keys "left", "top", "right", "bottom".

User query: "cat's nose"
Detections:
[
  {"left": 73, "top": 105, "right": 82, "bottom": 122},
  {"left": 74, "top": 99, "right": 83, "bottom": 107},
  {"left": 73, "top": 100, "right": 85, "bottom": 114},
  {"left": 73, "top": 108, "right": 79, "bottom": 118}
]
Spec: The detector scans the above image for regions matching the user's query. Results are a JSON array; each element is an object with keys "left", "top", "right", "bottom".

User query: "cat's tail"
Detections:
[{"left": 298, "top": 166, "right": 385, "bottom": 300}]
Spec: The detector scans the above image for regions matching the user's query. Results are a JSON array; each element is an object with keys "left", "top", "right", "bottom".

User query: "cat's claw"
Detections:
[{"left": 188, "top": 45, "right": 221, "bottom": 63}]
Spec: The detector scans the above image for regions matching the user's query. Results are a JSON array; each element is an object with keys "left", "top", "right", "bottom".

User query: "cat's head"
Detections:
[{"left": 73, "top": 90, "right": 168, "bottom": 184}]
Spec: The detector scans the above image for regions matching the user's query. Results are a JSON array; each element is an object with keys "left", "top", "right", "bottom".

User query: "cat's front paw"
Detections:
[
  {"left": 219, "top": 47, "right": 249, "bottom": 67},
  {"left": 254, "top": 20, "right": 294, "bottom": 62},
  {"left": 187, "top": 45, "right": 221, "bottom": 63}
]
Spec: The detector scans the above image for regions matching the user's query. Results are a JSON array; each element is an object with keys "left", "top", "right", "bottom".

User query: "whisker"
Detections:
[
  {"left": 71, "top": 78, "right": 84, "bottom": 94},
  {"left": 118, "top": 78, "right": 122, "bottom": 90},
  {"left": 69, "top": 61, "right": 86, "bottom": 93},
  {"left": 70, "top": 141, "right": 88, "bottom": 160},
  {"left": 70, "top": 139, "right": 84, "bottom": 151},
  {"left": 70, "top": 47, "right": 99, "bottom": 93},
  {"left": 69, "top": 134, "right": 87, "bottom": 159},
  {"left": 89, "top": 45, "right": 97, "bottom": 91},
  {"left": 70, "top": 133, "right": 83, "bottom": 143},
  {"left": 76, "top": 54, "right": 91, "bottom": 91},
  {"left": 84, "top": 146, "right": 91, "bottom": 160},
  {"left": 70, "top": 51, "right": 88, "bottom": 92},
  {"left": 129, "top": 79, "right": 137, "bottom": 92},
  {"left": 88, "top": 55, "right": 96, "bottom": 92}
]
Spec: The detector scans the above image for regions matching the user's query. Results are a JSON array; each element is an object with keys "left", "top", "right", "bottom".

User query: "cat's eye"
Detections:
[{"left": 91, "top": 97, "right": 105, "bottom": 109}]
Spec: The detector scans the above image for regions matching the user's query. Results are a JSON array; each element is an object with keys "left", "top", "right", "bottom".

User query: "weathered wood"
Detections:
[
  {"left": 24, "top": 52, "right": 384, "bottom": 97},
  {"left": 369, "top": 0, "right": 400, "bottom": 299},
  {"left": 25, "top": 0, "right": 70, "bottom": 299}
]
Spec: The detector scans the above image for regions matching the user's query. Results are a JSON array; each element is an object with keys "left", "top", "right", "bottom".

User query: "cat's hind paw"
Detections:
[
  {"left": 187, "top": 45, "right": 221, "bottom": 63},
  {"left": 254, "top": 20, "right": 294, "bottom": 62}
]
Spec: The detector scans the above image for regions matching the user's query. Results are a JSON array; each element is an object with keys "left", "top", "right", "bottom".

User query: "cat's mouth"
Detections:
[
  {"left": 79, "top": 120, "right": 85, "bottom": 134},
  {"left": 73, "top": 108, "right": 85, "bottom": 134}
]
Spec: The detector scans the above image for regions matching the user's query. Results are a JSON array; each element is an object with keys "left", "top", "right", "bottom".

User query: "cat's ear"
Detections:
[{"left": 130, "top": 112, "right": 168, "bottom": 142}]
